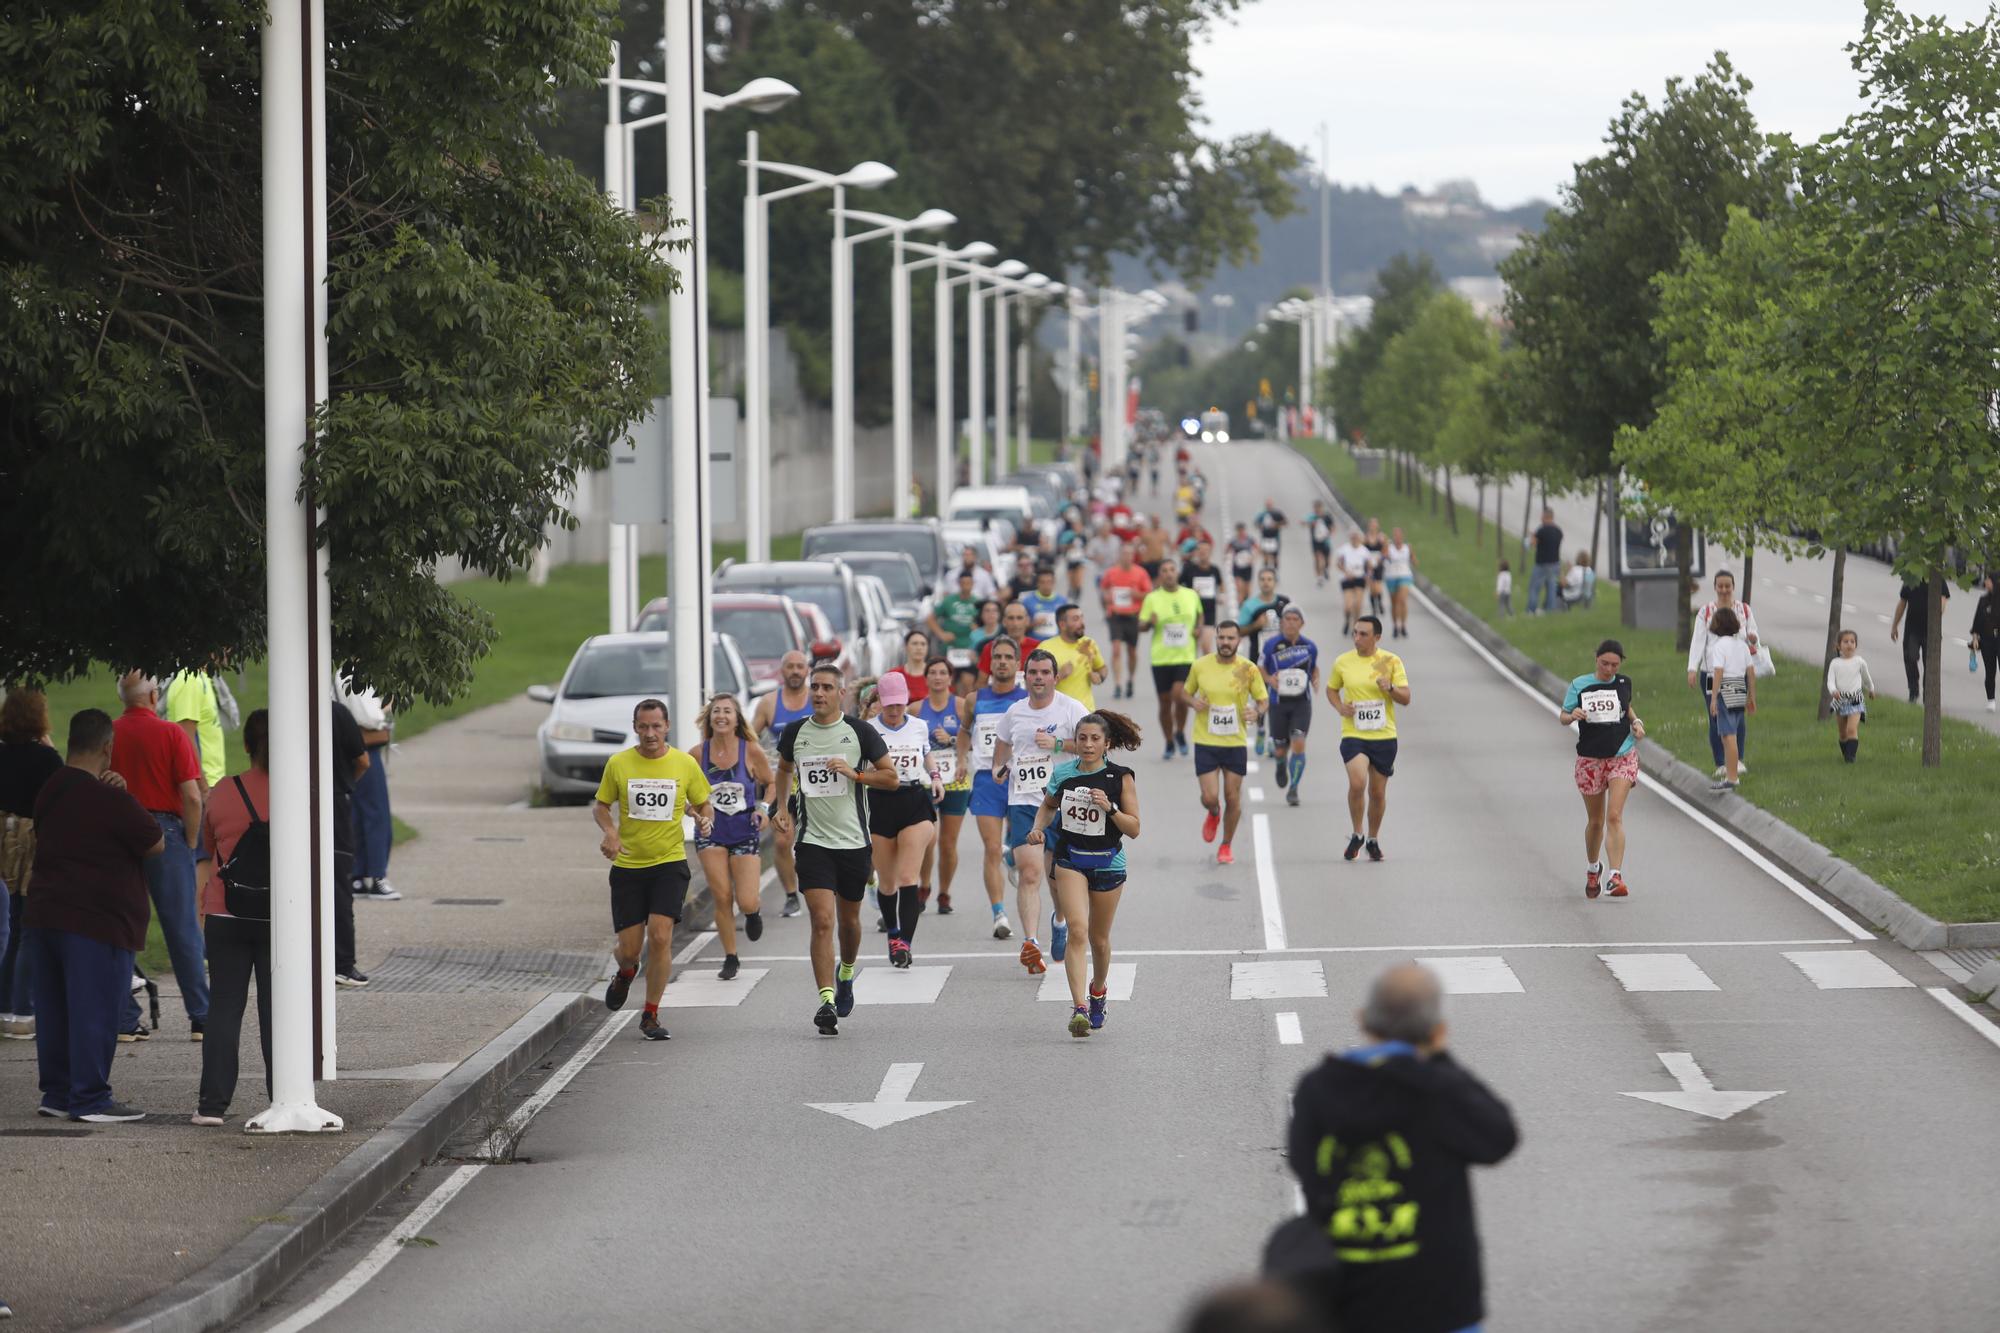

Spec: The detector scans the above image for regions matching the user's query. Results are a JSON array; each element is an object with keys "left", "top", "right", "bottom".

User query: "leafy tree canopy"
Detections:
[
  {"left": 1324, "top": 252, "right": 1440, "bottom": 443},
  {"left": 1, "top": 0, "right": 673, "bottom": 701}
]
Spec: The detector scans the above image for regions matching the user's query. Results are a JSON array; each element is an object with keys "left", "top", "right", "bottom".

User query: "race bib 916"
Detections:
[{"left": 1010, "top": 754, "right": 1055, "bottom": 803}]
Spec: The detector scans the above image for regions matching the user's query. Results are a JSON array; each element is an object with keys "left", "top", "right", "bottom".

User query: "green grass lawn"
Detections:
[{"left": 1296, "top": 441, "right": 2000, "bottom": 925}]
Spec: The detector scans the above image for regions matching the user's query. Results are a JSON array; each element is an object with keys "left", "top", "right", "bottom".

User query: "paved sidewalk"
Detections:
[
  {"left": 1412, "top": 470, "right": 2000, "bottom": 737},
  {"left": 0, "top": 695, "right": 677, "bottom": 1331}
]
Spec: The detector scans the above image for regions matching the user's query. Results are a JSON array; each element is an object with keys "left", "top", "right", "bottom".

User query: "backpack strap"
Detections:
[{"left": 231, "top": 775, "right": 264, "bottom": 826}]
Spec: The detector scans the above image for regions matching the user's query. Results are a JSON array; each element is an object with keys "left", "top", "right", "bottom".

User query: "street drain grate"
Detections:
[
  {"left": 363, "top": 946, "right": 608, "bottom": 994},
  {"left": 1945, "top": 948, "right": 2000, "bottom": 976},
  {"left": 433, "top": 898, "right": 504, "bottom": 906}
]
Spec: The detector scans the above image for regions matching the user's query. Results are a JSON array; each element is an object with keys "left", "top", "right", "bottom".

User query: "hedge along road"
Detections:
[{"left": 234, "top": 441, "right": 2000, "bottom": 1333}]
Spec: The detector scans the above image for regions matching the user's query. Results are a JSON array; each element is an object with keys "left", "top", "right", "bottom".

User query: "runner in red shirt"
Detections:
[
  {"left": 977, "top": 601, "right": 1040, "bottom": 683},
  {"left": 1098, "top": 544, "right": 1154, "bottom": 702}
]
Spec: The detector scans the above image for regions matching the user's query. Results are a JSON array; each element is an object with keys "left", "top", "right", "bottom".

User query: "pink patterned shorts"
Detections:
[{"left": 1574, "top": 751, "right": 1639, "bottom": 797}]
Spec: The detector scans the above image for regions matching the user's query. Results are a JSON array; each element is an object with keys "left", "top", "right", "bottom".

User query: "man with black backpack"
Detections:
[{"left": 191, "top": 709, "right": 274, "bottom": 1126}]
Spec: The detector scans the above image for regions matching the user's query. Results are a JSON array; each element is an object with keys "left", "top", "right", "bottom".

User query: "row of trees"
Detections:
[
  {"left": 2, "top": 1, "right": 1300, "bottom": 703},
  {"left": 1331, "top": 2, "right": 2000, "bottom": 767}
]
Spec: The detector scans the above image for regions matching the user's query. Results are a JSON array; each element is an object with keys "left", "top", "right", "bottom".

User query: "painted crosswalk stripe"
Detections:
[
  {"left": 1038, "top": 962, "right": 1137, "bottom": 1002},
  {"left": 852, "top": 965, "right": 953, "bottom": 1004},
  {"left": 1417, "top": 956, "right": 1524, "bottom": 995},
  {"left": 1275, "top": 1012, "right": 1303, "bottom": 1045},
  {"left": 1782, "top": 950, "right": 1913, "bottom": 990},
  {"left": 1231, "top": 959, "right": 1326, "bottom": 1000},
  {"left": 661, "top": 968, "right": 770, "bottom": 1007},
  {"left": 1599, "top": 953, "right": 1719, "bottom": 992}
]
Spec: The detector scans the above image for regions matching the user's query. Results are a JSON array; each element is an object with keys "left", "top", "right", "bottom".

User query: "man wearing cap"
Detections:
[{"left": 1260, "top": 607, "right": 1321, "bottom": 807}]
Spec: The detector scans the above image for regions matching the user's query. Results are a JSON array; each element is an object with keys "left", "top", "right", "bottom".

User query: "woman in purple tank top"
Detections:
[{"left": 694, "top": 694, "right": 772, "bottom": 980}]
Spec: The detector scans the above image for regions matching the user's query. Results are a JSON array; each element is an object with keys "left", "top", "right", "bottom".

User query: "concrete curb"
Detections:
[
  {"left": 1300, "top": 451, "right": 2000, "bottom": 952},
  {"left": 99, "top": 990, "right": 595, "bottom": 1333}
]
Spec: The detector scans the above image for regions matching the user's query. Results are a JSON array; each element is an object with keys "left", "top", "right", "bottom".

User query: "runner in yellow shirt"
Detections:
[
  {"left": 1042, "top": 603, "right": 1108, "bottom": 708},
  {"left": 1175, "top": 621, "right": 1267, "bottom": 865},
  {"left": 1324, "top": 615, "right": 1411, "bottom": 864},
  {"left": 593, "top": 698, "right": 715, "bottom": 1040},
  {"left": 1140, "top": 559, "right": 1203, "bottom": 760}
]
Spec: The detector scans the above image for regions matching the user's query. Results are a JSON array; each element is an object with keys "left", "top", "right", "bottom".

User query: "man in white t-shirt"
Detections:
[{"left": 989, "top": 649, "right": 1089, "bottom": 977}]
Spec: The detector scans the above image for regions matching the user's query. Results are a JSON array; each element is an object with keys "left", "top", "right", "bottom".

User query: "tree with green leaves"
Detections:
[
  {"left": 1364, "top": 292, "right": 1498, "bottom": 534},
  {"left": 1325, "top": 252, "right": 1440, "bottom": 447},
  {"left": 1770, "top": 0, "right": 2000, "bottom": 766},
  {"left": 0, "top": 1, "right": 672, "bottom": 703}
]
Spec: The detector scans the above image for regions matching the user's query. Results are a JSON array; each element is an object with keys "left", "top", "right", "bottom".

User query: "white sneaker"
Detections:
[
  {"left": 1988, "top": 700, "right": 1996, "bottom": 713},
  {"left": 358, "top": 878, "right": 402, "bottom": 901},
  {"left": 1713, "top": 766, "right": 1727, "bottom": 780},
  {"left": 992, "top": 913, "right": 1013, "bottom": 940},
  {"left": 1737, "top": 762, "right": 1749, "bottom": 775}
]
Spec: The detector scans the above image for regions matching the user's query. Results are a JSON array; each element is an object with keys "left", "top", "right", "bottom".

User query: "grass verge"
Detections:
[{"left": 1294, "top": 441, "right": 2000, "bottom": 925}]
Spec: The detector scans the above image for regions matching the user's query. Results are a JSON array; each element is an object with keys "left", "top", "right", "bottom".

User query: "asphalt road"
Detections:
[{"left": 237, "top": 443, "right": 2000, "bottom": 1333}]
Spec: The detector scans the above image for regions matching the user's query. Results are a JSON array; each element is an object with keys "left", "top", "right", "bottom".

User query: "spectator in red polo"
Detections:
[
  {"left": 110, "top": 671, "right": 208, "bottom": 1041},
  {"left": 25, "top": 708, "right": 164, "bottom": 1121}
]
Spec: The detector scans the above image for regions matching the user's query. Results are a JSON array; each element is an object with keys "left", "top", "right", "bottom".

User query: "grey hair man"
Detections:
[{"left": 1284, "top": 963, "right": 1518, "bottom": 1333}]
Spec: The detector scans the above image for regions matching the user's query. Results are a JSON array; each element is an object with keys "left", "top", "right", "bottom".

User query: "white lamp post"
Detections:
[
  {"left": 832, "top": 205, "right": 955, "bottom": 519},
  {"left": 901, "top": 239, "right": 996, "bottom": 511},
  {"left": 1094, "top": 286, "right": 1167, "bottom": 468}
]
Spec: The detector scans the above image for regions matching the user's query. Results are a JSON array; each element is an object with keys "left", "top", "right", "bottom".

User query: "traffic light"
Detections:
[{"left": 1088, "top": 369, "right": 1099, "bottom": 392}]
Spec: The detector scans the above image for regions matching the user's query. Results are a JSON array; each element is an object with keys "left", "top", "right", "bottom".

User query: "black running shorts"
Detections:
[
  {"left": 1151, "top": 662, "right": 1192, "bottom": 695},
  {"left": 609, "top": 860, "right": 692, "bottom": 931},
  {"left": 794, "top": 842, "right": 875, "bottom": 903},
  {"left": 868, "top": 783, "right": 937, "bottom": 838},
  {"left": 1269, "top": 696, "right": 1313, "bottom": 744}
]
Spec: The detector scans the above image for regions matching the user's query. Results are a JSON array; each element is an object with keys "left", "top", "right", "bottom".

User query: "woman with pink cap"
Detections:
[{"left": 866, "top": 671, "right": 944, "bottom": 968}]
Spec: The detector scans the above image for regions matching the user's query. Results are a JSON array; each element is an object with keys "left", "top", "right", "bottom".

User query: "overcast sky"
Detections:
[{"left": 1193, "top": 0, "right": 1997, "bottom": 209}]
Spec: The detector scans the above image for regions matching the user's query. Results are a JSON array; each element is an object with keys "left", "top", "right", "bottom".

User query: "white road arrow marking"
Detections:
[
  {"left": 808, "top": 1062, "right": 970, "bottom": 1130},
  {"left": 1620, "top": 1052, "right": 1783, "bottom": 1122}
]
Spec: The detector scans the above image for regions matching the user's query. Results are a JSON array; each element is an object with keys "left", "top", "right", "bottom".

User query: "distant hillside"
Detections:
[{"left": 1107, "top": 175, "right": 1551, "bottom": 333}]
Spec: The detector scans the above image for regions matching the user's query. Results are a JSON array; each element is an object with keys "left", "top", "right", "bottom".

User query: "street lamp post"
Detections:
[
  {"left": 834, "top": 206, "right": 956, "bottom": 519},
  {"left": 1094, "top": 286, "right": 1166, "bottom": 468},
  {"left": 902, "top": 240, "right": 997, "bottom": 512}
]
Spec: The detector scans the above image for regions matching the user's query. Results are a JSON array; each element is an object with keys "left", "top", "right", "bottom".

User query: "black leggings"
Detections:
[
  {"left": 1983, "top": 643, "right": 1998, "bottom": 701},
  {"left": 199, "top": 915, "right": 272, "bottom": 1118}
]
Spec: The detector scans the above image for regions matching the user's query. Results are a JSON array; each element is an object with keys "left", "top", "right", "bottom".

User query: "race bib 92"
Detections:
[
  {"left": 797, "top": 755, "right": 850, "bottom": 797},
  {"left": 1278, "top": 668, "right": 1309, "bottom": 697},
  {"left": 626, "top": 777, "right": 680, "bottom": 821}
]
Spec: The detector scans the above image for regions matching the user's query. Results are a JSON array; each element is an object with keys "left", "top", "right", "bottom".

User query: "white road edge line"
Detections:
[
  {"left": 1252, "top": 813, "right": 1287, "bottom": 951},
  {"left": 1276, "top": 1012, "right": 1303, "bottom": 1045},
  {"left": 261, "top": 1164, "right": 486, "bottom": 1333},
  {"left": 1300, "top": 465, "right": 1872, "bottom": 941},
  {"left": 729, "top": 937, "right": 1855, "bottom": 963},
  {"left": 1927, "top": 987, "right": 2000, "bottom": 1052},
  {"left": 479, "top": 1009, "right": 639, "bottom": 1160},
  {"left": 674, "top": 930, "right": 718, "bottom": 967}
]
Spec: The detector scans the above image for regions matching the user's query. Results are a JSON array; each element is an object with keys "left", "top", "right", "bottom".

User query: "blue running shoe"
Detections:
[
  {"left": 1051, "top": 919, "right": 1069, "bottom": 963},
  {"left": 1255, "top": 731, "right": 1266, "bottom": 756},
  {"left": 1088, "top": 987, "right": 1107, "bottom": 1029},
  {"left": 1162, "top": 739, "right": 1176, "bottom": 761},
  {"left": 1177, "top": 734, "right": 1190, "bottom": 757},
  {"left": 835, "top": 973, "right": 856, "bottom": 1017}
]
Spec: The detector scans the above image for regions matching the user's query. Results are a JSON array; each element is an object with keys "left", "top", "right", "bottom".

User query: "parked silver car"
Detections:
[
  {"left": 530, "top": 631, "right": 749, "bottom": 801},
  {"left": 836, "top": 550, "right": 931, "bottom": 629},
  {"left": 713, "top": 558, "right": 902, "bottom": 679}
]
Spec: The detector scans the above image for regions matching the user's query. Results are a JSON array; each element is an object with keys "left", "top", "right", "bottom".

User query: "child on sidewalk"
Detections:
[
  {"left": 1707, "top": 606, "right": 1755, "bottom": 791},
  {"left": 1825, "top": 629, "right": 1876, "bottom": 763},
  {"left": 1496, "top": 560, "right": 1514, "bottom": 617}
]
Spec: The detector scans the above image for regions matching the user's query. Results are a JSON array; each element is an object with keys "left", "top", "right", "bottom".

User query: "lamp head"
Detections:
[
  {"left": 957, "top": 241, "right": 998, "bottom": 260},
  {"left": 909, "top": 208, "right": 957, "bottom": 231},
  {"left": 1023, "top": 272, "right": 1050, "bottom": 288},
  {"left": 995, "top": 259, "right": 1029, "bottom": 278},
  {"left": 724, "top": 77, "right": 800, "bottom": 114},
  {"left": 839, "top": 160, "right": 898, "bottom": 190}
]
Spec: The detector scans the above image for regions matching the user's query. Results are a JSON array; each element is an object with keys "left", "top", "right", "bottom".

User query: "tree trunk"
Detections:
[
  {"left": 1589, "top": 474, "right": 1606, "bottom": 570},
  {"left": 1924, "top": 568, "right": 1944, "bottom": 768},
  {"left": 1817, "top": 548, "right": 1847, "bottom": 722},
  {"left": 1519, "top": 481, "right": 1534, "bottom": 564},
  {"left": 1475, "top": 477, "right": 1486, "bottom": 546},
  {"left": 1540, "top": 478, "right": 1549, "bottom": 515},
  {"left": 1742, "top": 539, "right": 1755, "bottom": 598},
  {"left": 1674, "top": 521, "right": 1694, "bottom": 654},
  {"left": 1429, "top": 466, "right": 1439, "bottom": 515},
  {"left": 1443, "top": 465, "right": 1459, "bottom": 534}
]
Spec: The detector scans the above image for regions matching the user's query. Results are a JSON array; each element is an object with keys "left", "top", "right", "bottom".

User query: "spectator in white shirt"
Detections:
[
  {"left": 1685, "top": 569, "right": 1761, "bottom": 778},
  {"left": 1706, "top": 606, "right": 1756, "bottom": 791},
  {"left": 1824, "top": 630, "right": 1876, "bottom": 763}
]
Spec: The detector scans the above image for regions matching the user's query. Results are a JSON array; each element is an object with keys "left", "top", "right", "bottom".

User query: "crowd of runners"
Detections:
[{"left": 584, "top": 441, "right": 1656, "bottom": 1041}]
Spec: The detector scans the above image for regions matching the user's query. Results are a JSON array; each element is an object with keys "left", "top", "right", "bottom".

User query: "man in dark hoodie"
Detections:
[{"left": 1287, "top": 963, "right": 1518, "bottom": 1333}]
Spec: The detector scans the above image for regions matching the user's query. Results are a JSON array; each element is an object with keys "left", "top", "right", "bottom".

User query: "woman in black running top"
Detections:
[{"left": 1025, "top": 710, "right": 1143, "bottom": 1038}]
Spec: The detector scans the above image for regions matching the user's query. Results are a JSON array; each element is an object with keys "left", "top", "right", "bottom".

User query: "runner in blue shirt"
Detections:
[
  {"left": 1260, "top": 606, "right": 1321, "bottom": 807},
  {"left": 1019, "top": 564, "right": 1068, "bottom": 641}
]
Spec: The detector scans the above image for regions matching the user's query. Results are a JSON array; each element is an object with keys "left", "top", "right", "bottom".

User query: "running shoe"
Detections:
[
  {"left": 1088, "top": 987, "right": 1108, "bottom": 1029},
  {"left": 335, "top": 970, "right": 370, "bottom": 989},
  {"left": 1285, "top": 786, "right": 1300, "bottom": 807},
  {"left": 1068, "top": 1006, "right": 1091, "bottom": 1038},
  {"left": 835, "top": 974, "right": 856, "bottom": 1017},
  {"left": 993, "top": 912, "right": 1013, "bottom": 940},
  {"left": 1202, "top": 810, "right": 1221, "bottom": 843},
  {"left": 118, "top": 1023, "right": 150, "bottom": 1044},
  {"left": 1217, "top": 843, "right": 1235, "bottom": 865},
  {"left": 1343, "top": 835, "right": 1365, "bottom": 862},
  {"left": 1051, "top": 919, "right": 1069, "bottom": 962},
  {"left": 937, "top": 895, "right": 954, "bottom": 916},
  {"left": 890, "top": 938, "right": 912, "bottom": 969},
  {"left": 720, "top": 954, "right": 741, "bottom": 981},
  {"left": 1163, "top": 739, "right": 1176, "bottom": 762},
  {"left": 745, "top": 911, "right": 764, "bottom": 942},
  {"left": 815, "top": 1001, "right": 839, "bottom": 1036},
  {"left": 638, "top": 1013, "right": 670, "bottom": 1041},
  {"left": 1365, "top": 839, "right": 1384, "bottom": 862},
  {"left": 1606, "top": 873, "right": 1629, "bottom": 898},
  {"left": 1255, "top": 731, "right": 1266, "bottom": 756},
  {"left": 1020, "top": 940, "right": 1047, "bottom": 975},
  {"left": 1585, "top": 868, "right": 1602, "bottom": 899},
  {"left": 781, "top": 893, "right": 803, "bottom": 918},
  {"left": 74, "top": 1101, "right": 146, "bottom": 1123},
  {"left": 605, "top": 967, "right": 635, "bottom": 1011},
  {"left": 1178, "top": 734, "right": 1190, "bottom": 756},
  {"left": 36, "top": 1103, "right": 64, "bottom": 1118}
]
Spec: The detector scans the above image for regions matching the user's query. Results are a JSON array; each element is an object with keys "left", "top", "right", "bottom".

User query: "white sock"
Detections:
[
  {"left": 1589, "top": 860, "right": 1603, "bottom": 874},
  {"left": 1609, "top": 867, "right": 1622, "bottom": 879}
]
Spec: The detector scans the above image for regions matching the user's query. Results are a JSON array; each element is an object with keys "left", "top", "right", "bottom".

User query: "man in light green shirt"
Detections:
[
  {"left": 164, "top": 671, "right": 224, "bottom": 789},
  {"left": 1139, "top": 557, "right": 1204, "bottom": 758}
]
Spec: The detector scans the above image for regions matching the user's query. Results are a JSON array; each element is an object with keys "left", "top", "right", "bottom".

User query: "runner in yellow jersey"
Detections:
[
  {"left": 1175, "top": 621, "right": 1267, "bottom": 865},
  {"left": 1042, "top": 603, "right": 1108, "bottom": 708},
  {"left": 1325, "top": 615, "right": 1411, "bottom": 863}
]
